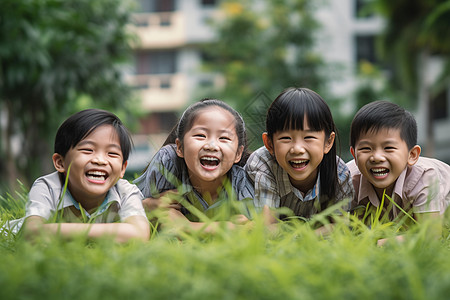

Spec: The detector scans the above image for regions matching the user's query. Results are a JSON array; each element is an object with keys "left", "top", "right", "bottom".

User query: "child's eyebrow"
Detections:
[
  {"left": 192, "top": 126, "right": 235, "bottom": 134},
  {"left": 77, "top": 140, "right": 122, "bottom": 150},
  {"left": 286, "top": 128, "right": 320, "bottom": 133},
  {"left": 356, "top": 140, "right": 372, "bottom": 146}
]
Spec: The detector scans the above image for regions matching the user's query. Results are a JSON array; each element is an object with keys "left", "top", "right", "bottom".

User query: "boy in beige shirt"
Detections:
[{"left": 347, "top": 101, "right": 450, "bottom": 243}]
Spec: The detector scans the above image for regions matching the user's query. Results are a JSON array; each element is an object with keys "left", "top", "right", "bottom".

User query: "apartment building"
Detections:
[
  {"left": 125, "top": 0, "right": 450, "bottom": 174},
  {"left": 125, "top": 0, "right": 220, "bottom": 173}
]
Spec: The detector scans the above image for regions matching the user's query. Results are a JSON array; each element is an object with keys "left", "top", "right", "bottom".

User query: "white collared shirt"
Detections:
[{"left": 26, "top": 172, "right": 147, "bottom": 223}]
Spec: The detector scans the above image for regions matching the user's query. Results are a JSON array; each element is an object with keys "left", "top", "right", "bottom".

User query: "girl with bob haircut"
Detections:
[{"left": 245, "top": 87, "right": 353, "bottom": 221}]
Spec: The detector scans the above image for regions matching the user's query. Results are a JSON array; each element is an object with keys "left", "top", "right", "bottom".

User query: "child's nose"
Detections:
[
  {"left": 290, "top": 142, "right": 305, "bottom": 154},
  {"left": 370, "top": 151, "right": 385, "bottom": 163},
  {"left": 92, "top": 154, "right": 107, "bottom": 165},
  {"left": 203, "top": 140, "right": 219, "bottom": 151}
]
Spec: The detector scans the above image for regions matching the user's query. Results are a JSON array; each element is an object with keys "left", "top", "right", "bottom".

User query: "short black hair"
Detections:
[
  {"left": 350, "top": 100, "right": 417, "bottom": 150},
  {"left": 54, "top": 109, "right": 133, "bottom": 163}
]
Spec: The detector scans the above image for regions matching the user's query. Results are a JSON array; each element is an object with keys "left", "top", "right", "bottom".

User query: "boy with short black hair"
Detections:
[
  {"left": 347, "top": 101, "right": 450, "bottom": 241},
  {"left": 22, "top": 109, "right": 150, "bottom": 242}
]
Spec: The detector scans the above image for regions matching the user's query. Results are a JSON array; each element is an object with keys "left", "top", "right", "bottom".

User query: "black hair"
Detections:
[
  {"left": 350, "top": 100, "right": 417, "bottom": 150},
  {"left": 163, "top": 98, "right": 249, "bottom": 165},
  {"left": 54, "top": 109, "right": 133, "bottom": 163},
  {"left": 266, "top": 87, "right": 339, "bottom": 202}
]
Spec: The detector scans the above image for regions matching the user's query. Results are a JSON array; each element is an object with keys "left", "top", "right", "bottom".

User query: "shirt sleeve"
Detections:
[
  {"left": 115, "top": 180, "right": 148, "bottom": 221},
  {"left": 409, "top": 166, "right": 442, "bottom": 214},
  {"left": 336, "top": 157, "right": 355, "bottom": 210},
  {"left": 232, "top": 165, "right": 255, "bottom": 201},
  {"left": 25, "top": 176, "right": 60, "bottom": 220},
  {"left": 245, "top": 148, "right": 280, "bottom": 209},
  {"left": 133, "top": 144, "right": 179, "bottom": 198}
]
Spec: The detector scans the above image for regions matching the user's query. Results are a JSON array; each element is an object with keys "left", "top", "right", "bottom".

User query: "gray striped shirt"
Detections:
[
  {"left": 245, "top": 146, "right": 353, "bottom": 218},
  {"left": 134, "top": 144, "right": 254, "bottom": 220}
]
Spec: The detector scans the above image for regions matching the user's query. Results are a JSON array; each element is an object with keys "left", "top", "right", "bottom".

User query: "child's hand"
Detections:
[
  {"left": 377, "top": 235, "right": 405, "bottom": 246},
  {"left": 231, "top": 214, "right": 250, "bottom": 225},
  {"left": 262, "top": 205, "right": 277, "bottom": 225},
  {"left": 142, "top": 190, "right": 181, "bottom": 211}
]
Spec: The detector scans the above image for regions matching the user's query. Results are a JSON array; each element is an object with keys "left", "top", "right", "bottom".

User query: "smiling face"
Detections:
[
  {"left": 351, "top": 127, "right": 420, "bottom": 198},
  {"left": 52, "top": 124, "right": 127, "bottom": 211},
  {"left": 175, "top": 106, "right": 243, "bottom": 196},
  {"left": 263, "top": 117, "right": 335, "bottom": 193}
]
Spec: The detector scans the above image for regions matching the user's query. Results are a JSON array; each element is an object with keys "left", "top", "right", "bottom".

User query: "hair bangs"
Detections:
[{"left": 267, "top": 88, "right": 332, "bottom": 136}]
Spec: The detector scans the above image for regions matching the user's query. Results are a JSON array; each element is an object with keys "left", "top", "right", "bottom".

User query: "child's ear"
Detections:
[
  {"left": 262, "top": 133, "right": 274, "bottom": 155},
  {"left": 120, "top": 161, "right": 128, "bottom": 178},
  {"left": 234, "top": 145, "right": 244, "bottom": 163},
  {"left": 407, "top": 145, "right": 421, "bottom": 166},
  {"left": 175, "top": 138, "right": 184, "bottom": 158},
  {"left": 52, "top": 153, "right": 66, "bottom": 173},
  {"left": 350, "top": 147, "right": 356, "bottom": 160},
  {"left": 324, "top": 132, "right": 336, "bottom": 154}
]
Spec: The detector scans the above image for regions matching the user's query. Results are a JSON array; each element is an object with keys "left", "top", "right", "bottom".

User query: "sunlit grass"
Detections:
[{"left": 0, "top": 187, "right": 449, "bottom": 300}]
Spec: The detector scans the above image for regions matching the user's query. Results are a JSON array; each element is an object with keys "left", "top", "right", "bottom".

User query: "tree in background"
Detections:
[
  {"left": 200, "top": 0, "right": 341, "bottom": 150},
  {"left": 0, "top": 0, "right": 138, "bottom": 192},
  {"left": 372, "top": 0, "right": 450, "bottom": 156}
]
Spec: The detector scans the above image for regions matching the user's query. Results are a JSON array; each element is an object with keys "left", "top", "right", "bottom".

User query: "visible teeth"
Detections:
[
  {"left": 291, "top": 159, "right": 308, "bottom": 164},
  {"left": 86, "top": 170, "right": 107, "bottom": 181},
  {"left": 87, "top": 171, "right": 106, "bottom": 176},
  {"left": 201, "top": 157, "right": 219, "bottom": 161},
  {"left": 371, "top": 168, "right": 389, "bottom": 177}
]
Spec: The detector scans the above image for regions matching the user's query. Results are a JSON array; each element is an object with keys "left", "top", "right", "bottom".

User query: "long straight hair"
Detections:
[{"left": 266, "top": 87, "right": 339, "bottom": 204}]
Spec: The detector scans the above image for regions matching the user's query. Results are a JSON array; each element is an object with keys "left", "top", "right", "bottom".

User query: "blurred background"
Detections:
[{"left": 1, "top": 0, "right": 449, "bottom": 195}]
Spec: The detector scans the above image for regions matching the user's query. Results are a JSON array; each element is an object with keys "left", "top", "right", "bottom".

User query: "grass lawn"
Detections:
[{"left": 1, "top": 186, "right": 449, "bottom": 300}]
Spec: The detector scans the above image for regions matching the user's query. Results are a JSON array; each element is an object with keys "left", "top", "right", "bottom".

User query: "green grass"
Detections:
[{"left": 1, "top": 187, "right": 449, "bottom": 300}]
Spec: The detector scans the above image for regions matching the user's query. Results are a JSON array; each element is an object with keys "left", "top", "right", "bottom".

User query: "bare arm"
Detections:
[
  {"left": 377, "top": 211, "right": 442, "bottom": 246},
  {"left": 23, "top": 215, "right": 150, "bottom": 243},
  {"left": 160, "top": 208, "right": 250, "bottom": 234}
]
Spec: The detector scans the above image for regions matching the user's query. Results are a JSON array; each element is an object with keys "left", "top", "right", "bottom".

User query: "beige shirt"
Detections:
[{"left": 347, "top": 157, "right": 450, "bottom": 219}]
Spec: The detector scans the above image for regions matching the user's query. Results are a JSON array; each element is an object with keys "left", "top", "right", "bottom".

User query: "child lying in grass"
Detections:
[
  {"left": 134, "top": 99, "right": 254, "bottom": 233},
  {"left": 9, "top": 109, "right": 150, "bottom": 242},
  {"left": 347, "top": 101, "right": 450, "bottom": 245}
]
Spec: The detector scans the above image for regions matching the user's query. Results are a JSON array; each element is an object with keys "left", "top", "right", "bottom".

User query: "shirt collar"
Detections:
[
  {"left": 62, "top": 189, "right": 119, "bottom": 218},
  {"left": 280, "top": 169, "right": 320, "bottom": 202},
  {"left": 357, "top": 167, "right": 407, "bottom": 207}
]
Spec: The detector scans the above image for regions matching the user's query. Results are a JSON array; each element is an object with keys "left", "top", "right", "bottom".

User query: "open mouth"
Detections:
[
  {"left": 289, "top": 159, "right": 309, "bottom": 169},
  {"left": 200, "top": 156, "right": 220, "bottom": 167},
  {"left": 86, "top": 170, "right": 108, "bottom": 182},
  {"left": 370, "top": 168, "right": 389, "bottom": 178}
]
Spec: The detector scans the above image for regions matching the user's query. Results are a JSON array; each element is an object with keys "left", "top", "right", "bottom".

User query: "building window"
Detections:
[
  {"left": 137, "top": 0, "right": 175, "bottom": 13},
  {"left": 156, "top": 0, "right": 175, "bottom": 12},
  {"left": 140, "top": 112, "right": 178, "bottom": 134},
  {"left": 135, "top": 50, "right": 176, "bottom": 75},
  {"left": 431, "top": 89, "right": 448, "bottom": 121},
  {"left": 201, "top": 0, "right": 217, "bottom": 6},
  {"left": 160, "top": 77, "right": 171, "bottom": 89},
  {"left": 159, "top": 13, "right": 172, "bottom": 26},
  {"left": 355, "top": 35, "right": 377, "bottom": 64}
]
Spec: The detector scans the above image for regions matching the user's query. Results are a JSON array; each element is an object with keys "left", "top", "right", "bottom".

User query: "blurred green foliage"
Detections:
[
  {"left": 372, "top": 0, "right": 450, "bottom": 99},
  {"left": 0, "top": 0, "right": 140, "bottom": 192}
]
